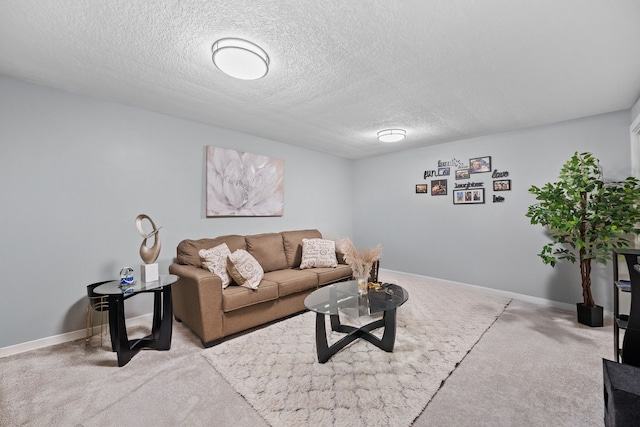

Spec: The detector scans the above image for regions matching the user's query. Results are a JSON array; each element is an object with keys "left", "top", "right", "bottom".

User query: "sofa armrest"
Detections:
[
  {"left": 168, "top": 263, "right": 224, "bottom": 346},
  {"left": 170, "top": 263, "right": 221, "bottom": 284}
]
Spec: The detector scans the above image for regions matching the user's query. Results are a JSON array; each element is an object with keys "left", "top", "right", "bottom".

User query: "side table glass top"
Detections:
[
  {"left": 304, "top": 280, "right": 408, "bottom": 317},
  {"left": 94, "top": 274, "right": 179, "bottom": 295}
]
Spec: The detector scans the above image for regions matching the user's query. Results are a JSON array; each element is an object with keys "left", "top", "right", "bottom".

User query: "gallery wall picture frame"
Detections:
[
  {"left": 493, "top": 179, "right": 511, "bottom": 191},
  {"left": 455, "top": 169, "right": 470, "bottom": 180},
  {"left": 438, "top": 167, "right": 450, "bottom": 176},
  {"left": 453, "top": 188, "right": 485, "bottom": 205},
  {"left": 416, "top": 184, "right": 428, "bottom": 194},
  {"left": 469, "top": 156, "right": 492, "bottom": 174},
  {"left": 431, "top": 179, "right": 448, "bottom": 196}
]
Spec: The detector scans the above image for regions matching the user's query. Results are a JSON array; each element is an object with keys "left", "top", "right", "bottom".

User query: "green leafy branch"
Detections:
[{"left": 526, "top": 152, "right": 640, "bottom": 307}]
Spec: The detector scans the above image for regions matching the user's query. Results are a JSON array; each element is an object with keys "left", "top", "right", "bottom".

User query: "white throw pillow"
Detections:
[
  {"left": 227, "top": 249, "right": 264, "bottom": 290},
  {"left": 299, "top": 238, "right": 338, "bottom": 269},
  {"left": 199, "top": 243, "right": 232, "bottom": 288}
]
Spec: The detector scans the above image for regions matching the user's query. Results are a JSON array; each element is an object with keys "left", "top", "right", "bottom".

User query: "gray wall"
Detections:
[
  {"left": 632, "top": 96, "right": 640, "bottom": 121},
  {"left": 352, "top": 111, "right": 633, "bottom": 311},
  {"left": 1, "top": 73, "right": 636, "bottom": 349},
  {"left": 0, "top": 76, "right": 353, "bottom": 348}
]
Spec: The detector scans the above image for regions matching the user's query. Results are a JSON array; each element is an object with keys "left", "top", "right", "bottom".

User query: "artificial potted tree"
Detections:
[{"left": 526, "top": 152, "right": 640, "bottom": 326}]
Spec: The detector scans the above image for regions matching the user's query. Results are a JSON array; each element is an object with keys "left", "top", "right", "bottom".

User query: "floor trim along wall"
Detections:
[
  {"left": 385, "top": 269, "right": 579, "bottom": 312},
  {"left": 0, "top": 313, "right": 153, "bottom": 358},
  {"left": 0, "top": 269, "right": 606, "bottom": 358}
]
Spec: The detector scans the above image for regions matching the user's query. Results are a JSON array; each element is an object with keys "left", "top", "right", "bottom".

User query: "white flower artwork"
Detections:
[{"left": 206, "top": 146, "right": 284, "bottom": 216}]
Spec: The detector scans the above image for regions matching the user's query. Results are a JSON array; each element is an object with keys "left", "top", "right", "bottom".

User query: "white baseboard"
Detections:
[
  {"left": 380, "top": 268, "right": 613, "bottom": 317},
  {"left": 0, "top": 313, "right": 153, "bottom": 358},
  {"left": 0, "top": 269, "right": 611, "bottom": 358}
]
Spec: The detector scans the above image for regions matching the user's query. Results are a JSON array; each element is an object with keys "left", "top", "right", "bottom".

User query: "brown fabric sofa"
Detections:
[{"left": 168, "top": 229, "right": 353, "bottom": 347}]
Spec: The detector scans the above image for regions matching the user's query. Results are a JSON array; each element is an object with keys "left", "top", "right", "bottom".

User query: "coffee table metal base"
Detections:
[{"left": 314, "top": 308, "right": 397, "bottom": 363}]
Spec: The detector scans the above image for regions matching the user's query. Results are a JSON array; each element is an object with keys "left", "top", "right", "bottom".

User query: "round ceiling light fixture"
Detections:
[
  {"left": 212, "top": 38, "right": 269, "bottom": 80},
  {"left": 377, "top": 128, "right": 406, "bottom": 143}
]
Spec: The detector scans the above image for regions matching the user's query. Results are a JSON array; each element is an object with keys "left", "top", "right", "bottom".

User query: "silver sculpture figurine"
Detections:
[{"left": 136, "top": 214, "right": 162, "bottom": 264}]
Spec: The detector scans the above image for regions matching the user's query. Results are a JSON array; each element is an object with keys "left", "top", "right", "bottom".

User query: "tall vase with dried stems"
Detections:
[{"left": 340, "top": 238, "right": 382, "bottom": 295}]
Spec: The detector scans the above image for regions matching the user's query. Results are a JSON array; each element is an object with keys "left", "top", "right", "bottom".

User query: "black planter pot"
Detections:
[{"left": 576, "top": 303, "right": 604, "bottom": 327}]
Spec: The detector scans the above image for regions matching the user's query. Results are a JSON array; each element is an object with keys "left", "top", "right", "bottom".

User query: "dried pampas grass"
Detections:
[{"left": 340, "top": 238, "right": 382, "bottom": 278}]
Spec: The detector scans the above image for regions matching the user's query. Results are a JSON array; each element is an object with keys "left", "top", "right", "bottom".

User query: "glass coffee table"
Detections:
[{"left": 304, "top": 280, "right": 409, "bottom": 363}]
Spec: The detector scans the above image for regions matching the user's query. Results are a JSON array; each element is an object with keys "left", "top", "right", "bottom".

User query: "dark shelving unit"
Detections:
[{"left": 613, "top": 247, "right": 640, "bottom": 363}]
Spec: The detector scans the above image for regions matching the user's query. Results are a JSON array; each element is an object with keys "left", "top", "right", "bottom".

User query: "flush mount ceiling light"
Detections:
[
  {"left": 212, "top": 38, "right": 269, "bottom": 80},
  {"left": 377, "top": 129, "right": 406, "bottom": 143}
]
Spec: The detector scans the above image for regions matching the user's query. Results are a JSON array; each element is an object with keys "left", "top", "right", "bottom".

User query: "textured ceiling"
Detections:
[{"left": 1, "top": 0, "right": 639, "bottom": 159}]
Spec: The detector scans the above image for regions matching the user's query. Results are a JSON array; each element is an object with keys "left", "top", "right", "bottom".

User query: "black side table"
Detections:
[{"left": 94, "top": 274, "right": 178, "bottom": 367}]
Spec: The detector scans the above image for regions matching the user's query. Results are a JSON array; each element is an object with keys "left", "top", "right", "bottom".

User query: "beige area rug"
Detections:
[{"left": 202, "top": 273, "right": 512, "bottom": 427}]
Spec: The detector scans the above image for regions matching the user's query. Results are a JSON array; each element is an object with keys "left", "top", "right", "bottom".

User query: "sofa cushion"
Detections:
[
  {"left": 263, "top": 269, "right": 319, "bottom": 297},
  {"left": 300, "top": 238, "right": 338, "bottom": 269},
  {"left": 227, "top": 249, "right": 264, "bottom": 289},
  {"left": 245, "top": 233, "right": 289, "bottom": 273},
  {"left": 281, "top": 229, "right": 323, "bottom": 268},
  {"left": 199, "top": 243, "right": 232, "bottom": 288},
  {"left": 222, "top": 280, "right": 279, "bottom": 312},
  {"left": 314, "top": 264, "right": 353, "bottom": 285},
  {"left": 177, "top": 235, "right": 246, "bottom": 267}
]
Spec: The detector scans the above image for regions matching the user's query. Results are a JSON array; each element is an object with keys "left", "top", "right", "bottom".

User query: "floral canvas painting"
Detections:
[{"left": 206, "top": 146, "right": 284, "bottom": 217}]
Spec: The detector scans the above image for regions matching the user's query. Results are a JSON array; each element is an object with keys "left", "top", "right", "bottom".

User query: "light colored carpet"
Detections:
[
  {"left": 202, "top": 275, "right": 511, "bottom": 426},
  {"left": 414, "top": 299, "right": 614, "bottom": 427},
  {"left": 0, "top": 271, "right": 614, "bottom": 426}
]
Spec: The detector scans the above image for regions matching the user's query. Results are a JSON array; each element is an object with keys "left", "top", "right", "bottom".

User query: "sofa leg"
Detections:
[
  {"left": 203, "top": 338, "right": 223, "bottom": 348},
  {"left": 174, "top": 316, "right": 182, "bottom": 323}
]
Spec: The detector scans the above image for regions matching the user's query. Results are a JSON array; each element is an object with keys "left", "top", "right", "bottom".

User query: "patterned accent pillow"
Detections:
[
  {"left": 226, "top": 249, "right": 264, "bottom": 289},
  {"left": 199, "top": 243, "right": 232, "bottom": 288},
  {"left": 299, "top": 238, "right": 338, "bottom": 269}
]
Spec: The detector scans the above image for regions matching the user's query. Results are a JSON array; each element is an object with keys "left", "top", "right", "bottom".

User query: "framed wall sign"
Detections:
[
  {"left": 453, "top": 188, "right": 485, "bottom": 205},
  {"left": 455, "top": 169, "right": 470, "bottom": 180},
  {"left": 431, "top": 179, "right": 448, "bottom": 195},
  {"left": 469, "top": 156, "right": 491, "bottom": 174},
  {"left": 493, "top": 179, "right": 511, "bottom": 191}
]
